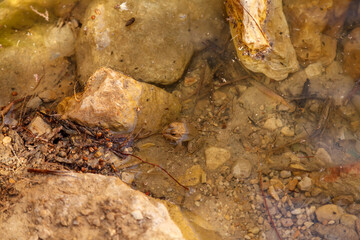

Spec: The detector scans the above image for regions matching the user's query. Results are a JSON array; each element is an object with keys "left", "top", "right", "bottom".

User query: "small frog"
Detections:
[{"left": 162, "top": 121, "right": 197, "bottom": 146}]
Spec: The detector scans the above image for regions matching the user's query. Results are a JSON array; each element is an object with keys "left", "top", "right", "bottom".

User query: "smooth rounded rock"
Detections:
[
  {"left": 232, "top": 158, "right": 252, "bottom": 179},
  {"left": 315, "top": 204, "right": 344, "bottom": 222}
]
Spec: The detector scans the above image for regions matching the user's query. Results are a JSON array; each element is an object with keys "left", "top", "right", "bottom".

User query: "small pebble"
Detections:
[
  {"left": 280, "top": 126, "right": 294, "bottom": 137},
  {"left": 291, "top": 208, "right": 303, "bottom": 215},
  {"left": 268, "top": 186, "right": 280, "bottom": 201},
  {"left": 94, "top": 151, "right": 102, "bottom": 158},
  {"left": 2, "top": 136, "right": 12, "bottom": 145},
  {"left": 280, "top": 218, "right": 293, "bottom": 227},
  {"left": 287, "top": 179, "right": 298, "bottom": 191},
  {"left": 298, "top": 176, "right": 312, "bottom": 191},
  {"left": 249, "top": 227, "right": 260, "bottom": 235},
  {"left": 280, "top": 170, "right": 291, "bottom": 178}
]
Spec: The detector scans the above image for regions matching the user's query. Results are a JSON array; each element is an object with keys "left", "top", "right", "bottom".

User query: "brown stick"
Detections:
[
  {"left": 234, "top": 1, "right": 268, "bottom": 44},
  {"left": 248, "top": 79, "right": 295, "bottom": 111},
  {"left": 116, "top": 151, "right": 189, "bottom": 191},
  {"left": 27, "top": 168, "right": 76, "bottom": 177}
]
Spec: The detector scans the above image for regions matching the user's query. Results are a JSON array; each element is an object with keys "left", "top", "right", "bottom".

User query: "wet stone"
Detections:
[
  {"left": 297, "top": 176, "right": 312, "bottom": 191},
  {"left": 311, "top": 187, "right": 322, "bottom": 197},
  {"left": 263, "top": 117, "right": 283, "bottom": 131},
  {"left": 121, "top": 172, "right": 135, "bottom": 185},
  {"left": 205, "top": 147, "right": 231, "bottom": 170},
  {"left": 340, "top": 214, "right": 358, "bottom": 229},
  {"left": 280, "top": 126, "right": 295, "bottom": 137},
  {"left": 311, "top": 223, "right": 359, "bottom": 240},
  {"left": 314, "top": 148, "right": 333, "bottom": 166},
  {"left": 26, "top": 97, "right": 43, "bottom": 110},
  {"left": 315, "top": 204, "right": 344, "bottom": 222},
  {"left": 38, "top": 90, "right": 58, "bottom": 103},
  {"left": 179, "top": 164, "right": 205, "bottom": 186},
  {"left": 213, "top": 91, "right": 227, "bottom": 107},
  {"left": 291, "top": 208, "right": 303, "bottom": 215},
  {"left": 304, "top": 62, "right": 323, "bottom": 78},
  {"left": 356, "top": 218, "right": 360, "bottom": 236},
  {"left": 347, "top": 203, "right": 360, "bottom": 215},
  {"left": 280, "top": 170, "right": 292, "bottom": 179},
  {"left": 280, "top": 218, "right": 293, "bottom": 227},
  {"left": 232, "top": 158, "right": 252, "bottom": 179},
  {"left": 28, "top": 116, "right": 52, "bottom": 137},
  {"left": 268, "top": 186, "right": 280, "bottom": 201},
  {"left": 287, "top": 178, "right": 298, "bottom": 191},
  {"left": 332, "top": 195, "right": 354, "bottom": 206}
]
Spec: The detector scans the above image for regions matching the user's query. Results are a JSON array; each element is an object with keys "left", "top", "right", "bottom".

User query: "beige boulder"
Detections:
[
  {"left": 0, "top": 173, "right": 185, "bottom": 240},
  {"left": 58, "top": 67, "right": 181, "bottom": 133}
]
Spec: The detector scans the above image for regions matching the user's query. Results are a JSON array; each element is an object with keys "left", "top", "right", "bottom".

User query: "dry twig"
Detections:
[{"left": 30, "top": 5, "right": 49, "bottom": 21}]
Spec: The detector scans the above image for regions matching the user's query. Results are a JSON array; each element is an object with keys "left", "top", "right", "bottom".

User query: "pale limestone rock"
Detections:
[
  {"left": 0, "top": 173, "right": 185, "bottom": 240},
  {"left": 58, "top": 67, "right": 181, "bottom": 133}
]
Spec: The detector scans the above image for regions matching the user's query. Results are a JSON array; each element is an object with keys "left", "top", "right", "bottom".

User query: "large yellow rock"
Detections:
[
  {"left": 284, "top": 0, "right": 351, "bottom": 66},
  {"left": 343, "top": 28, "right": 360, "bottom": 79}
]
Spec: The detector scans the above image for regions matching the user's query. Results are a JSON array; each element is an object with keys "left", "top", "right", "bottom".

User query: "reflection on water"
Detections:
[{"left": 0, "top": 0, "right": 360, "bottom": 239}]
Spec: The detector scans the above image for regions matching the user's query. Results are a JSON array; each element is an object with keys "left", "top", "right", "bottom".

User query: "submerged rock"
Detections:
[
  {"left": 232, "top": 158, "right": 252, "bottom": 179},
  {"left": 225, "top": 0, "right": 299, "bottom": 80},
  {"left": 284, "top": 0, "right": 351, "bottom": 66},
  {"left": 0, "top": 173, "right": 185, "bottom": 240},
  {"left": 0, "top": 23, "right": 76, "bottom": 106},
  {"left": 76, "top": 0, "right": 227, "bottom": 85},
  {"left": 205, "top": 146, "right": 231, "bottom": 170},
  {"left": 311, "top": 223, "right": 358, "bottom": 240},
  {"left": 315, "top": 204, "right": 344, "bottom": 222},
  {"left": 58, "top": 67, "right": 181, "bottom": 133},
  {"left": 343, "top": 28, "right": 360, "bottom": 79}
]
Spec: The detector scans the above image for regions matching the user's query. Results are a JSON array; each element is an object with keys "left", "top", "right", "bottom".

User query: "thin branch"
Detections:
[
  {"left": 116, "top": 151, "right": 189, "bottom": 191},
  {"left": 30, "top": 5, "right": 49, "bottom": 22}
]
